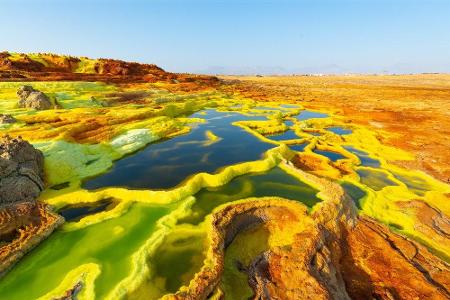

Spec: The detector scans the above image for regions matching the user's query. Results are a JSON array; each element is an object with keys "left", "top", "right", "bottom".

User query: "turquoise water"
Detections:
[
  {"left": 392, "top": 172, "right": 430, "bottom": 196},
  {"left": 280, "top": 104, "right": 300, "bottom": 108}
]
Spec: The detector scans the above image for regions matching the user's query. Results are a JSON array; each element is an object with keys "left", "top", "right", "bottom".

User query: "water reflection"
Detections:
[
  {"left": 265, "top": 130, "right": 299, "bottom": 141},
  {"left": 344, "top": 146, "right": 380, "bottom": 167},
  {"left": 327, "top": 126, "right": 352, "bottom": 135},
  {"left": 289, "top": 143, "right": 308, "bottom": 152},
  {"left": 313, "top": 149, "right": 346, "bottom": 162},
  {"left": 58, "top": 198, "right": 117, "bottom": 222},
  {"left": 357, "top": 168, "right": 398, "bottom": 191},
  {"left": 285, "top": 120, "right": 295, "bottom": 127},
  {"left": 83, "top": 110, "right": 273, "bottom": 190},
  {"left": 296, "top": 110, "right": 329, "bottom": 121}
]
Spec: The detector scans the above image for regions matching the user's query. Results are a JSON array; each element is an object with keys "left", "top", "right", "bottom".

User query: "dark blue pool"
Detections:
[{"left": 83, "top": 110, "right": 274, "bottom": 190}]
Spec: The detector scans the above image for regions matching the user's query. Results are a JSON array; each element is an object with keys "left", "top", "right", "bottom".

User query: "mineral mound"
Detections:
[
  {"left": 168, "top": 181, "right": 450, "bottom": 299},
  {"left": 17, "top": 85, "right": 52, "bottom": 110},
  {"left": 0, "top": 135, "right": 45, "bottom": 204},
  {"left": 0, "top": 202, "right": 63, "bottom": 275},
  {"left": 0, "top": 114, "right": 16, "bottom": 124},
  {"left": 0, "top": 135, "right": 62, "bottom": 275}
]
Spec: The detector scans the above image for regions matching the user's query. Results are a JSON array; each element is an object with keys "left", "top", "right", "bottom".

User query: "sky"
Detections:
[{"left": 0, "top": 0, "right": 449, "bottom": 74}]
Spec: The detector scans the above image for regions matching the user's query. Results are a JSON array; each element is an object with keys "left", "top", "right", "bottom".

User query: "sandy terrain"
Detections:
[{"left": 221, "top": 74, "right": 450, "bottom": 183}]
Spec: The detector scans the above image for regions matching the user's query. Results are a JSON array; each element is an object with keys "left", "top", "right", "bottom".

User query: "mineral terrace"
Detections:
[{"left": 0, "top": 52, "right": 449, "bottom": 300}]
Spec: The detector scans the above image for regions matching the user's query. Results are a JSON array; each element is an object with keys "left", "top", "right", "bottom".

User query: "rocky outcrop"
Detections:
[
  {"left": 0, "top": 202, "right": 64, "bottom": 276},
  {"left": 0, "top": 135, "right": 45, "bottom": 205},
  {"left": 162, "top": 160, "right": 357, "bottom": 300},
  {"left": 0, "top": 136, "right": 62, "bottom": 276},
  {"left": 0, "top": 114, "right": 16, "bottom": 124},
  {"left": 0, "top": 52, "right": 219, "bottom": 89},
  {"left": 341, "top": 217, "right": 450, "bottom": 299},
  {"left": 53, "top": 282, "right": 83, "bottom": 300},
  {"left": 395, "top": 200, "right": 450, "bottom": 249},
  {"left": 0, "top": 52, "right": 44, "bottom": 72},
  {"left": 162, "top": 163, "right": 450, "bottom": 300},
  {"left": 17, "top": 85, "right": 52, "bottom": 110}
]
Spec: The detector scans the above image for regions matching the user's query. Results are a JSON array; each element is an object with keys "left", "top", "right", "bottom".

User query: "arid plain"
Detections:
[{"left": 221, "top": 74, "right": 450, "bottom": 183}]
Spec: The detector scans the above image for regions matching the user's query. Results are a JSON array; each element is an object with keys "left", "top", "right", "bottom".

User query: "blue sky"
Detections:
[{"left": 0, "top": 0, "right": 449, "bottom": 74}]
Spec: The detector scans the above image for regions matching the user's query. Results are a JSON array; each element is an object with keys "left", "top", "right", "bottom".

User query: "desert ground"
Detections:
[{"left": 221, "top": 74, "right": 450, "bottom": 184}]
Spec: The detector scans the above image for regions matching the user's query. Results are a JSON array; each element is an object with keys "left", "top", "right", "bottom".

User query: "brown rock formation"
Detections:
[
  {"left": 0, "top": 52, "right": 163, "bottom": 75},
  {"left": 0, "top": 135, "right": 45, "bottom": 205},
  {"left": 0, "top": 136, "right": 62, "bottom": 276},
  {"left": 162, "top": 163, "right": 449, "bottom": 300},
  {"left": 244, "top": 214, "right": 450, "bottom": 300},
  {"left": 0, "top": 114, "right": 16, "bottom": 124},
  {"left": 0, "top": 52, "right": 219, "bottom": 89},
  {"left": 394, "top": 200, "right": 450, "bottom": 252},
  {"left": 291, "top": 152, "right": 326, "bottom": 172},
  {"left": 341, "top": 217, "right": 450, "bottom": 299},
  {"left": 0, "top": 52, "right": 44, "bottom": 72},
  {"left": 53, "top": 282, "right": 83, "bottom": 300},
  {"left": 0, "top": 202, "right": 63, "bottom": 276},
  {"left": 17, "top": 85, "right": 52, "bottom": 110}
]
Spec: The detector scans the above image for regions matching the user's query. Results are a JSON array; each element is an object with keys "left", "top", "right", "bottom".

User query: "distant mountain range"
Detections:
[{"left": 196, "top": 63, "right": 449, "bottom": 75}]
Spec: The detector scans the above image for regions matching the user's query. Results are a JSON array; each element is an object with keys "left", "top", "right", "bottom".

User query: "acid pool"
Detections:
[
  {"left": 313, "top": 149, "right": 346, "bottom": 162},
  {"left": 344, "top": 146, "right": 381, "bottom": 168},
  {"left": 179, "top": 167, "right": 321, "bottom": 225},
  {"left": 265, "top": 130, "right": 299, "bottom": 141},
  {"left": 83, "top": 110, "right": 273, "bottom": 190},
  {"left": 296, "top": 110, "right": 329, "bottom": 121},
  {"left": 327, "top": 126, "right": 352, "bottom": 135}
]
